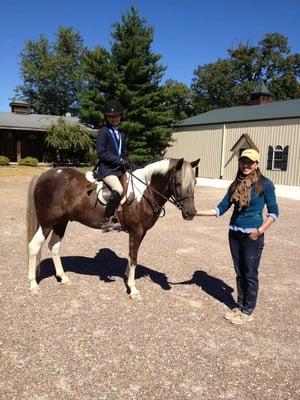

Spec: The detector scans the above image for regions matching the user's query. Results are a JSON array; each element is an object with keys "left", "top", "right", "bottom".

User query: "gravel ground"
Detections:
[{"left": 0, "top": 172, "right": 299, "bottom": 400}]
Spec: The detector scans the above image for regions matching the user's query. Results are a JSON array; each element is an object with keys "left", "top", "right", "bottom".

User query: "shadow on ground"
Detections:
[
  {"left": 39, "top": 250, "right": 236, "bottom": 307},
  {"left": 171, "top": 270, "right": 236, "bottom": 308},
  {"left": 38, "top": 248, "right": 171, "bottom": 292}
]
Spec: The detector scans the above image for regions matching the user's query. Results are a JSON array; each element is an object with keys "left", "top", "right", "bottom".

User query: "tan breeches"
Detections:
[{"left": 103, "top": 175, "right": 123, "bottom": 196}]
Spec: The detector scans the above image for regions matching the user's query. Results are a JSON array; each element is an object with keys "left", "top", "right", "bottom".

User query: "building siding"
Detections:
[
  {"left": 166, "top": 125, "right": 223, "bottom": 178},
  {"left": 166, "top": 118, "right": 300, "bottom": 186}
]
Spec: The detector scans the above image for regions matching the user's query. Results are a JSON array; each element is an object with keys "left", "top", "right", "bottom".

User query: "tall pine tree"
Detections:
[
  {"left": 111, "top": 7, "right": 172, "bottom": 163},
  {"left": 80, "top": 46, "right": 118, "bottom": 128},
  {"left": 80, "top": 7, "right": 172, "bottom": 163}
]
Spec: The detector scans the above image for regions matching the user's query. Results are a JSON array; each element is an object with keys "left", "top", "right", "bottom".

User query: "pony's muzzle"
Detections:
[{"left": 182, "top": 210, "right": 195, "bottom": 220}]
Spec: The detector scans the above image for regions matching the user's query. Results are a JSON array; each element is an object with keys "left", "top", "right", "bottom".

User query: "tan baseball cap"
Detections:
[{"left": 239, "top": 149, "right": 259, "bottom": 163}]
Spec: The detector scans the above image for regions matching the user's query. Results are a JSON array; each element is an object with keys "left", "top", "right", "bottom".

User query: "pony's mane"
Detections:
[
  {"left": 145, "top": 158, "right": 195, "bottom": 193},
  {"left": 143, "top": 159, "right": 171, "bottom": 182},
  {"left": 181, "top": 161, "right": 195, "bottom": 193},
  {"left": 127, "top": 158, "right": 195, "bottom": 202},
  {"left": 128, "top": 159, "right": 171, "bottom": 202}
]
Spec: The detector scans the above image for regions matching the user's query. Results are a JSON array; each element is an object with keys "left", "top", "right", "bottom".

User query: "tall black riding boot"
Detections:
[{"left": 101, "top": 190, "right": 122, "bottom": 232}]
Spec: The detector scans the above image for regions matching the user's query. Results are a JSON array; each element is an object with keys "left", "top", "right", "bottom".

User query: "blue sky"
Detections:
[{"left": 1, "top": 0, "right": 299, "bottom": 111}]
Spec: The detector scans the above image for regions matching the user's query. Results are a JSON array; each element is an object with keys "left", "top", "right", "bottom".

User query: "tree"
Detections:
[
  {"left": 16, "top": 27, "right": 85, "bottom": 115},
  {"left": 191, "top": 32, "right": 300, "bottom": 113},
  {"left": 79, "top": 46, "right": 118, "bottom": 129},
  {"left": 112, "top": 7, "right": 173, "bottom": 162},
  {"left": 162, "top": 79, "right": 193, "bottom": 122},
  {"left": 192, "top": 59, "right": 239, "bottom": 112},
  {"left": 80, "top": 7, "right": 172, "bottom": 163},
  {"left": 46, "top": 117, "right": 94, "bottom": 162}
]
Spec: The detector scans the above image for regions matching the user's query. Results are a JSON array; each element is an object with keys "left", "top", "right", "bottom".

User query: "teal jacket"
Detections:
[{"left": 216, "top": 177, "right": 279, "bottom": 230}]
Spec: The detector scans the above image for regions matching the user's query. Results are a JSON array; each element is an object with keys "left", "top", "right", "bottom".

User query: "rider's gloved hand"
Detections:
[
  {"left": 119, "top": 158, "right": 131, "bottom": 170},
  {"left": 128, "top": 161, "right": 135, "bottom": 171}
]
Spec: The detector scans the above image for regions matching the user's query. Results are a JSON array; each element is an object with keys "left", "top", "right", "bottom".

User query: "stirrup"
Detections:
[{"left": 101, "top": 218, "right": 121, "bottom": 233}]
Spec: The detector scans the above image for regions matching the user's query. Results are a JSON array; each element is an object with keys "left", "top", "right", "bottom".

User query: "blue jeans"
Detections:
[{"left": 228, "top": 230, "right": 264, "bottom": 315}]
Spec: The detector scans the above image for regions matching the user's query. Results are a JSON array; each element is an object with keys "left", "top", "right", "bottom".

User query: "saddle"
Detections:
[{"left": 85, "top": 171, "right": 134, "bottom": 204}]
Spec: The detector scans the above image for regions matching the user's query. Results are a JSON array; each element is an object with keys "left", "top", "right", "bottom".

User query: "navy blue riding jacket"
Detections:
[{"left": 96, "top": 124, "right": 129, "bottom": 179}]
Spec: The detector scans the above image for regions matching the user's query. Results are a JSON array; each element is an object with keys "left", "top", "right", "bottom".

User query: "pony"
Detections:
[{"left": 26, "top": 158, "right": 200, "bottom": 298}]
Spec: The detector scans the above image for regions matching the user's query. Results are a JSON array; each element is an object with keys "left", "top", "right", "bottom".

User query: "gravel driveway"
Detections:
[{"left": 0, "top": 173, "right": 299, "bottom": 400}]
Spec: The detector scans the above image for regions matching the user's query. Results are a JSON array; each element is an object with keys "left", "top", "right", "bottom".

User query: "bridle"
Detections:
[
  {"left": 168, "top": 173, "right": 195, "bottom": 211},
  {"left": 127, "top": 169, "right": 194, "bottom": 214}
]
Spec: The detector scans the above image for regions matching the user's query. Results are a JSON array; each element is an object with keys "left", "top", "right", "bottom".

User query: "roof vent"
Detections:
[
  {"left": 9, "top": 101, "right": 29, "bottom": 114},
  {"left": 250, "top": 81, "right": 271, "bottom": 106}
]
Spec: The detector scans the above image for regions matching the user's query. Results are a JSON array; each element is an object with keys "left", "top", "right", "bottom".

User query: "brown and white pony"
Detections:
[{"left": 26, "top": 158, "right": 199, "bottom": 298}]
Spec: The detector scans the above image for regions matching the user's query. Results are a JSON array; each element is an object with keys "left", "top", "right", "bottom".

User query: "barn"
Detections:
[
  {"left": 166, "top": 83, "right": 300, "bottom": 187},
  {"left": 0, "top": 101, "right": 91, "bottom": 162}
]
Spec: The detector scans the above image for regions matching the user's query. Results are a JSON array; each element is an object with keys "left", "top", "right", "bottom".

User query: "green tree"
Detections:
[
  {"left": 80, "top": 7, "right": 172, "bottom": 163},
  {"left": 16, "top": 27, "right": 85, "bottom": 115},
  {"left": 162, "top": 79, "right": 193, "bottom": 122},
  {"left": 79, "top": 46, "right": 118, "bottom": 129},
  {"left": 192, "top": 59, "right": 238, "bottom": 112},
  {"left": 192, "top": 32, "right": 300, "bottom": 113},
  {"left": 112, "top": 7, "right": 172, "bottom": 163},
  {"left": 46, "top": 117, "right": 94, "bottom": 162}
]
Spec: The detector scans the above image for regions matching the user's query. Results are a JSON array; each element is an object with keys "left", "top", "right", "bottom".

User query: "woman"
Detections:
[
  {"left": 197, "top": 149, "right": 279, "bottom": 325},
  {"left": 96, "top": 99, "right": 133, "bottom": 232}
]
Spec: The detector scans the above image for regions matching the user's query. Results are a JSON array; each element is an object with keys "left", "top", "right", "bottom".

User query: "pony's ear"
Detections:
[
  {"left": 176, "top": 158, "right": 184, "bottom": 170},
  {"left": 190, "top": 158, "right": 200, "bottom": 168}
]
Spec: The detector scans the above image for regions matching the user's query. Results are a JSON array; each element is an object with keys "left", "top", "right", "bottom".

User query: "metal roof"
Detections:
[
  {"left": 0, "top": 112, "right": 94, "bottom": 132},
  {"left": 176, "top": 98, "right": 300, "bottom": 127}
]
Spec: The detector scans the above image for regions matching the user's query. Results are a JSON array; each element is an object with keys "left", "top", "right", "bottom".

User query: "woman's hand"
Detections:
[
  {"left": 248, "top": 228, "right": 261, "bottom": 241},
  {"left": 195, "top": 209, "right": 217, "bottom": 217}
]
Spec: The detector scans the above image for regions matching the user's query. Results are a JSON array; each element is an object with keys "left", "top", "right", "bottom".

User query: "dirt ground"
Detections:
[{"left": 0, "top": 168, "right": 299, "bottom": 400}]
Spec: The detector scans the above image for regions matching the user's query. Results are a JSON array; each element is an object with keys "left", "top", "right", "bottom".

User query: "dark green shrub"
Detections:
[
  {"left": 0, "top": 156, "right": 10, "bottom": 165},
  {"left": 18, "top": 156, "right": 39, "bottom": 166},
  {"left": 86, "top": 149, "right": 97, "bottom": 166}
]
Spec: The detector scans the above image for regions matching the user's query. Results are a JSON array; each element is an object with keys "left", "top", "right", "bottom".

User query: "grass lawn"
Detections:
[
  {"left": 0, "top": 165, "right": 50, "bottom": 178},
  {"left": 0, "top": 165, "right": 93, "bottom": 179}
]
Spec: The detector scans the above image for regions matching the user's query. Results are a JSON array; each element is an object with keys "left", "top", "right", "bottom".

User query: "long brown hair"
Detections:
[{"left": 228, "top": 167, "right": 264, "bottom": 196}]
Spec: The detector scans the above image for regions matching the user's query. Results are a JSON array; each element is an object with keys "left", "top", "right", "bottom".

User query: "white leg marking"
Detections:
[
  {"left": 126, "top": 260, "right": 140, "bottom": 299},
  {"left": 28, "top": 227, "right": 45, "bottom": 292},
  {"left": 48, "top": 232, "right": 70, "bottom": 285}
]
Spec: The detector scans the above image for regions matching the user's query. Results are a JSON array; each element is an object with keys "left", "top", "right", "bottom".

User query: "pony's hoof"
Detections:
[
  {"left": 29, "top": 285, "right": 40, "bottom": 295},
  {"left": 129, "top": 291, "right": 141, "bottom": 300},
  {"left": 61, "top": 276, "right": 71, "bottom": 286}
]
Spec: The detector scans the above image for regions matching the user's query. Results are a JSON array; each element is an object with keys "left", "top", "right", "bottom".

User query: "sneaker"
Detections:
[
  {"left": 223, "top": 308, "right": 241, "bottom": 320},
  {"left": 230, "top": 312, "right": 254, "bottom": 325}
]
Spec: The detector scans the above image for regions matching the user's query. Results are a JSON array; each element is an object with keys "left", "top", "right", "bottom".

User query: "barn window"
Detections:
[
  {"left": 273, "top": 146, "right": 283, "bottom": 169},
  {"left": 267, "top": 145, "right": 289, "bottom": 171}
]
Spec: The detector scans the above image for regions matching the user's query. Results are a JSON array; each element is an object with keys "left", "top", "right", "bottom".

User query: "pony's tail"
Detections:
[{"left": 26, "top": 175, "right": 40, "bottom": 262}]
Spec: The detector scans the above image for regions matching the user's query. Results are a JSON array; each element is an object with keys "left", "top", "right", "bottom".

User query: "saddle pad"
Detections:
[{"left": 85, "top": 171, "right": 129, "bottom": 205}]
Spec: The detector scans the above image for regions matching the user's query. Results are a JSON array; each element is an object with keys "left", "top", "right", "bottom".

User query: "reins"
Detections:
[
  {"left": 125, "top": 169, "right": 166, "bottom": 215},
  {"left": 125, "top": 168, "right": 193, "bottom": 214}
]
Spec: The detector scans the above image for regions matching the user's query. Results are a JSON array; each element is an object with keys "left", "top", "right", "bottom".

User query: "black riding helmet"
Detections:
[{"left": 103, "top": 100, "right": 124, "bottom": 116}]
